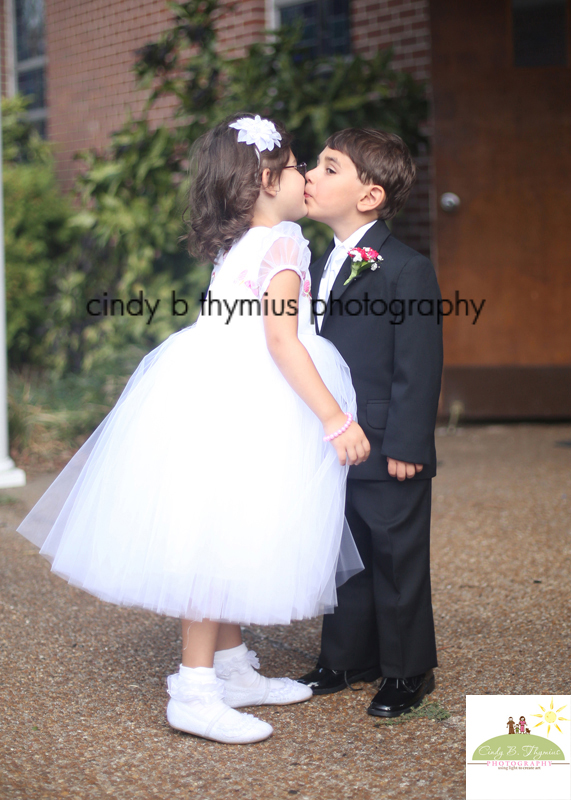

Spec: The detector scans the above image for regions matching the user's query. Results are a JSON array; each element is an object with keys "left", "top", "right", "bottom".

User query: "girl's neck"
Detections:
[{"left": 250, "top": 208, "right": 288, "bottom": 229}]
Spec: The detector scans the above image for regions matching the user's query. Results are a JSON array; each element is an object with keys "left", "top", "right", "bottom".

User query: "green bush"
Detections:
[
  {"left": 43, "top": 115, "right": 210, "bottom": 374},
  {"left": 8, "top": 357, "right": 139, "bottom": 469},
  {"left": 2, "top": 95, "right": 77, "bottom": 366},
  {"left": 2, "top": 93, "right": 52, "bottom": 165}
]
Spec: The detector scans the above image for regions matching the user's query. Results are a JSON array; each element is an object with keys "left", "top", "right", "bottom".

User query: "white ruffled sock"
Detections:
[
  {"left": 212, "top": 644, "right": 313, "bottom": 708},
  {"left": 179, "top": 665, "right": 216, "bottom": 682},
  {"left": 214, "top": 643, "right": 258, "bottom": 688},
  {"left": 172, "top": 665, "right": 221, "bottom": 702}
]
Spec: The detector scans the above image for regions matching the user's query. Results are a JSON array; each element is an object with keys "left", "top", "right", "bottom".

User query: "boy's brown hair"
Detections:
[{"left": 324, "top": 129, "right": 416, "bottom": 220}]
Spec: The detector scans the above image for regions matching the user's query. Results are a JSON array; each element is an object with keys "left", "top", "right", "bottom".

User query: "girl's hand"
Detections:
[{"left": 323, "top": 413, "right": 371, "bottom": 466}]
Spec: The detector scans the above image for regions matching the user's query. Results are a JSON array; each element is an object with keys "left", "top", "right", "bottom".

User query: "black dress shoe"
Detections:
[
  {"left": 367, "top": 669, "right": 435, "bottom": 717},
  {"left": 297, "top": 663, "right": 382, "bottom": 695}
]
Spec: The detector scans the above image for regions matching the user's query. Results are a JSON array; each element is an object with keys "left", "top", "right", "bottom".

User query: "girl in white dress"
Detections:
[{"left": 17, "top": 113, "right": 370, "bottom": 744}]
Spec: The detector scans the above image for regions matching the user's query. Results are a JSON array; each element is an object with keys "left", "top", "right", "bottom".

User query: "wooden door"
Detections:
[{"left": 431, "top": 0, "right": 571, "bottom": 417}]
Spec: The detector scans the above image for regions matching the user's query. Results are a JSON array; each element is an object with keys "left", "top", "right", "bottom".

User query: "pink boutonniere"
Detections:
[{"left": 343, "top": 247, "right": 384, "bottom": 285}]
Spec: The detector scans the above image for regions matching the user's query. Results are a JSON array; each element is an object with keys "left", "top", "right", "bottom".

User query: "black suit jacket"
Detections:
[{"left": 310, "top": 220, "right": 443, "bottom": 481}]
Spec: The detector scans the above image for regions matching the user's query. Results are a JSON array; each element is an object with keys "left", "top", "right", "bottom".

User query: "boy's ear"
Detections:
[{"left": 357, "top": 184, "right": 386, "bottom": 214}]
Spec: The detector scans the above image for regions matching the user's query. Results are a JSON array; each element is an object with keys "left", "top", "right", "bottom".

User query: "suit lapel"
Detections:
[{"left": 320, "top": 220, "right": 392, "bottom": 330}]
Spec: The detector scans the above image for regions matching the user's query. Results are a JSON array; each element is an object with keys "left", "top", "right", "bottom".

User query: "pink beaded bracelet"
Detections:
[{"left": 323, "top": 413, "right": 353, "bottom": 442}]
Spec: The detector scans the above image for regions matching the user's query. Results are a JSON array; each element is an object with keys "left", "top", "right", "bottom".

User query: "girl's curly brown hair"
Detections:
[{"left": 180, "top": 113, "right": 293, "bottom": 263}]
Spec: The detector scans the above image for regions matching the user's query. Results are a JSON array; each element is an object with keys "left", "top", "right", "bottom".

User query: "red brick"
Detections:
[{"left": 0, "top": 0, "right": 434, "bottom": 257}]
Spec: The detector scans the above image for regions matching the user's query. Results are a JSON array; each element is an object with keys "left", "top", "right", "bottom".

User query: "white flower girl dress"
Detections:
[{"left": 17, "top": 221, "right": 362, "bottom": 625}]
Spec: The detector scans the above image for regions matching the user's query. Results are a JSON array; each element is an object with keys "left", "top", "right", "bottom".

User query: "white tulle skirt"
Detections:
[{"left": 17, "top": 319, "right": 362, "bottom": 625}]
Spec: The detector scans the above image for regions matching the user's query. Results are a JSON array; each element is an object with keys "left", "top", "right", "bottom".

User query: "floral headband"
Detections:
[{"left": 228, "top": 115, "right": 282, "bottom": 160}]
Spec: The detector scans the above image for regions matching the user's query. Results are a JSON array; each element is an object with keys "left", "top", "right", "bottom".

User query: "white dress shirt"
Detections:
[{"left": 316, "top": 220, "right": 377, "bottom": 330}]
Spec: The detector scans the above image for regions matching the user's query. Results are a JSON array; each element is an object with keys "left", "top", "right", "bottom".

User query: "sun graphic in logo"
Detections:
[{"left": 531, "top": 698, "right": 568, "bottom": 736}]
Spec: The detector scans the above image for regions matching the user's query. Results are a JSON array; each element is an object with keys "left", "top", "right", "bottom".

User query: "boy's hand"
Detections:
[{"left": 387, "top": 458, "right": 424, "bottom": 481}]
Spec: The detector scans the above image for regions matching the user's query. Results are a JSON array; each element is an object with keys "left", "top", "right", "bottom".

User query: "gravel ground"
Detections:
[{"left": 1, "top": 423, "right": 570, "bottom": 800}]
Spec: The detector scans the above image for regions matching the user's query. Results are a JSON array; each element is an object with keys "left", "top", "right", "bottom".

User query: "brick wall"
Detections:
[
  {"left": 352, "top": 0, "right": 433, "bottom": 258},
  {"left": 19, "top": 0, "right": 267, "bottom": 193},
  {"left": 216, "top": 1, "right": 266, "bottom": 58},
  {"left": 43, "top": 0, "right": 181, "bottom": 192},
  {"left": 352, "top": 0, "right": 430, "bottom": 78},
  {"left": 1, "top": 0, "right": 433, "bottom": 256}
]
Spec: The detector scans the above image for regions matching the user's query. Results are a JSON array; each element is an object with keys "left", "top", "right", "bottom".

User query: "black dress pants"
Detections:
[{"left": 319, "top": 478, "right": 438, "bottom": 679}]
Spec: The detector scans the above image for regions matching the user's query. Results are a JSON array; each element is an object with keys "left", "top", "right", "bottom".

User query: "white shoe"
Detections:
[
  {"left": 166, "top": 672, "right": 273, "bottom": 744},
  {"left": 214, "top": 647, "right": 313, "bottom": 709}
]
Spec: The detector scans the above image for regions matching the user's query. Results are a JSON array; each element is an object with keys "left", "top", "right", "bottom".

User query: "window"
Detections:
[
  {"left": 512, "top": 0, "right": 568, "bottom": 67},
  {"left": 271, "top": 0, "right": 351, "bottom": 59},
  {"left": 13, "top": 0, "right": 48, "bottom": 137}
]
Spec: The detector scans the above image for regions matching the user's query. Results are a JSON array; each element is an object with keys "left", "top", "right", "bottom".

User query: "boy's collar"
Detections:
[
  {"left": 333, "top": 219, "right": 378, "bottom": 249},
  {"left": 310, "top": 219, "right": 391, "bottom": 279}
]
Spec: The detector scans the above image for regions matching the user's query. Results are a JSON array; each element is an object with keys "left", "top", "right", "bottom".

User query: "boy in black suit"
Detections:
[{"left": 297, "top": 129, "right": 443, "bottom": 717}]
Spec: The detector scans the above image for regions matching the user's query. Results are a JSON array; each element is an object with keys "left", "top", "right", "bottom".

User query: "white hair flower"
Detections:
[{"left": 228, "top": 115, "right": 282, "bottom": 154}]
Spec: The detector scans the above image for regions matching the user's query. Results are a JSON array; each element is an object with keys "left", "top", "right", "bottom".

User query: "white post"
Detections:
[{"left": 0, "top": 66, "right": 26, "bottom": 487}]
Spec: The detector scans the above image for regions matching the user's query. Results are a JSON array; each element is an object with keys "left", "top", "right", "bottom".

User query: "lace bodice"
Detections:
[{"left": 198, "top": 221, "right": 314, "bottom": 336}]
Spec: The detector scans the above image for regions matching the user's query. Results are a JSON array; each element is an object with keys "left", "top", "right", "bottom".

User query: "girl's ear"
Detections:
[{"left": 260, "top": 167, "right": 279, "bottom": 196}]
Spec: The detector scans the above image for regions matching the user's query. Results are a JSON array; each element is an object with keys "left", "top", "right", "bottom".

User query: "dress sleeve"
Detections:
[{"left": 256, "top": 224, "right": 311, "bottom": 297}]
